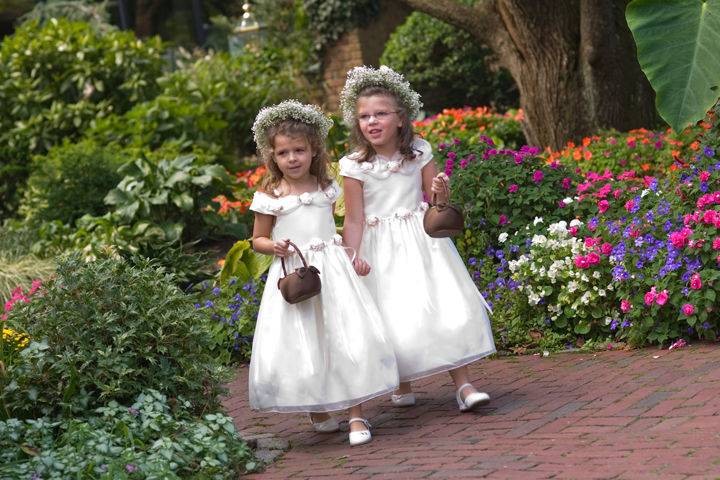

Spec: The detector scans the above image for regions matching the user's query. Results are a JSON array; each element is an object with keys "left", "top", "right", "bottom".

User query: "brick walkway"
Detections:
[{"left": 224, "top": 343, "right": 720, "bottom": 479}]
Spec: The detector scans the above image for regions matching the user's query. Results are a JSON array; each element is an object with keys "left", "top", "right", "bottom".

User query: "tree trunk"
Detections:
[
  {"left": 134, "top": 0, "right": 163, "bottom": 38},
  {"left": 399, "top": 0, "right": 657, "bottom": 150}
]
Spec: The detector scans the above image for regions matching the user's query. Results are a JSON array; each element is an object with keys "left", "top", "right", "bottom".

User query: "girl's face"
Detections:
[
  {"left": 272, "top": 134, "right": 314, "bottom": 182},
  {"left": 356, "top": 94, "right": 402, "bottom": 152}
]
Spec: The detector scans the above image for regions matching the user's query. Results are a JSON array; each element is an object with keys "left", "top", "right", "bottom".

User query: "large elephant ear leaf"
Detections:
[{"left": 626, "top": 0, "right": 720, "bottom": 131}]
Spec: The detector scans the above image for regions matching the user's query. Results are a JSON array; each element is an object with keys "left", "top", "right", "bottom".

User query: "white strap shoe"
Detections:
[
  {"left": 390, "top": 392, "right": 416, "bottom": 407},
  {"left": 455, "top": 383, "right": 490, "bottom": 412},
  {"left": 348, "top": 417, "right": 372, "bottom": 446},
  {"left": 310, "top": 415, "right": 340, "bottom": 433}
]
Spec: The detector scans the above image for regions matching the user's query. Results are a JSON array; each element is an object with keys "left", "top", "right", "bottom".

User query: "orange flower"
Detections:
[{"left": 583, "top": 149, "right": 592, "bottom": 160}]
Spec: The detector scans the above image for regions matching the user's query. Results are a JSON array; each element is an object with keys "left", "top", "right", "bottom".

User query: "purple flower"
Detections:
[
  {"left": 468, "top": 257, "right": 477, "bottom": 266},
  {"left": 126, "top": 464, "right": 138, "bottom": 473},
  {"left": 610, "top": 320, "right": 619, "bottom": 331},
  {"left": 204, "top": 300, "right": 214, "bottom": 308},
  {"left": 702, "top": 322, "right": 712, "bottom": 330},
  {"left": 704, "top": 146, "right": 715, "bottom": 157}
]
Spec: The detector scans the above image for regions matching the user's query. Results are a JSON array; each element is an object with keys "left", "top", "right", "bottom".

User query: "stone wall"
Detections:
[{"left": 322, "top": 0, "right": 410, "bottom": 111}]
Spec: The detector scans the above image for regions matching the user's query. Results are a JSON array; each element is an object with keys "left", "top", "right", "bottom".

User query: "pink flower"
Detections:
[
  {"left": 508, "top": 184, "right": 519, "bottom": 193},
  {"left": 598, "top": 200, "right": 610, "bottom": 213},
  {"left": 713, "top": 237, "right": 720, "bottom": 250},
  {"left": 499, "top": 214, "right": 508, "bottom": 225},
  {"left": 562, "top": 177, "right": 572, "bottom": 189},
  {"left": 532, "top": 170, "right": 544, "bottom": 183},
  {"left": 620, "top": 299, "right": 632, "bottom": 313},
  {"left": 584, "top": 237, "right": 598, "bottom": 248},
  {"left": 655, "top": 290, "right": 669, "bottom": 306},
  {"left": 644, "top": 289, "right": 656, "bottom": 306},
  {"left": 700, "top": 171, "right": 711, "bottom": 182},
  {"left": 613, "top": 189, "right": 622, "bottom": 199},
  {"left": 574, "top": 255, "right": 590, "bottom": 269},
  {"left": 569, "top": 226, "right": 578, "bottom": 236},
  {"left": 600, "top": 242, "right": 613, "bottom": 255},
  {"left": 703, "top": 210, "right": 717, "bottom": 224},
  {"left": 681, "top": 303, "right": 695, "bottom": 316},
  {"left": 690, "top": 273, "right": 702, "bottom": 290},
  {"left": 624, "top": 199, "right": 636, "bottom": 212},
  {"left": 587, "top": 252, "right": 601, "bottom": 265}
]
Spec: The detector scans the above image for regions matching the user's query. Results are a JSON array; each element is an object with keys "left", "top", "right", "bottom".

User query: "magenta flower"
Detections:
[
  {"left": 656, "top": 290, "right": 669, "bottom": 306},
  {"left": 713, "top": 237, "right": 720, "bottom": 250},
  {"left": 508, "top": 184, "right": 519, "bottom": 193},
  {"left": 569, "top": 226, "right": 578, "bottom": 236},
  {"left": 620, "top": 299, "right": 632, "bottom": 313},
  {"left": 532, "top": 170, "right": 544, "bottom": 183},
  {"left": 690, "top": 273, "right": 702, "bottom": 290},
  {"left": 587, "top": 252, "right": 601, "bottom": 265},
  {"left": 598, "top": 200, "right": 609, "bottom": 213},
  {"left": 498, "top": 214, "right": 508, "bottom": 225},
  {"left": 574, "top": 255, "right": 590, "bottom": 269},
  {"left": 700, "top": 171, "right": 711, "bottom": 182},
  {"left": 681, "top": 303, "right": 695, "bottom": 316},
  {"left": 644, "top": 288, "right": 656, "bottom": 306},
  {"left": 561, "top": 177, "right": 572, "bottom": 189},
  {"left": 624, "top": 199, "right": 636, "bottom": 212},
  {"left": 600, "top": 242, "right": 613, "bottom": 255}
]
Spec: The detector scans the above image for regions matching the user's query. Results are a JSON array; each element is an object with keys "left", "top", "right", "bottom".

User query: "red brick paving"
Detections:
[{"left": 223, "top": 343, "right": 720, "bottom": 479}]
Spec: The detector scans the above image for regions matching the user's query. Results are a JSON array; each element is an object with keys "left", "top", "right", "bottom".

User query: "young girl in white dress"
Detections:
[
  {"left": 339, "top": 66, "right": 496, "bottom": 412},
  {"left": 248, "top": 100, "right": 399, "bottom": 446}
]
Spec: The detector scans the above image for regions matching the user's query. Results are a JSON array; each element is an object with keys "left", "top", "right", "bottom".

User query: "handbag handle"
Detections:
[
  {"left": 431, "top": 176, "right": 451, "bottom": 206},
  {"left": 279, "top": 240, "right": 308, "bottom": 277}
]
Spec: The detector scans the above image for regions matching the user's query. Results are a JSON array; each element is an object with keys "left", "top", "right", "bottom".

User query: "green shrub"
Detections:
[
  {"left": 21, "top": 140, "right": 127, "bottom": 224},
  {"left": 0, "top": 18, "right": 164, "bottom": 217},
  {"left": 303, "top": 0, "right": 380, "bottom": 53},
  {"left": 0, "top": 390, "right": 257, "bottom": 479},
  {"left": 89, "top": 48, "right": 308, "bottom": 164},
  {"left": 443, "top": 138, "right": 579, "bottom": 248},
  {"left": 3, "top": 254, "right": 230, "bottom": 419},
  {"left": 381, "top": 11, "right": 518, "bottom": 113}
]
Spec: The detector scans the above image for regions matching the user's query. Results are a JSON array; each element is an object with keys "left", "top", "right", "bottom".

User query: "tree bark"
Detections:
[
  {"left": 134, "top": 0, "right": 164, "bottom": 38},
  {"left": 399, "top": 0, "right": 657, "bottom": 150}
]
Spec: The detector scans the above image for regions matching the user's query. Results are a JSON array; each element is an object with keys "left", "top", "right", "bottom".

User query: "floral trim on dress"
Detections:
[
  {"left": 339, "top": 138, "right": 434, "bottom": 182},
  {"left": 249, "top": 181, "right": 340, "bottom": 216},
  {"left": 365, "top": 202, "right": 429, "bottom": 227}
]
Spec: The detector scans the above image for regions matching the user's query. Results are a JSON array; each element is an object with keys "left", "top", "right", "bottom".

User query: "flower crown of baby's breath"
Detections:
[
  {"left": 252, "top": 100, "right": 333, "bottom": 152},
  {"left": 340, "top": 65, "right": 423, "bottom": 126}
]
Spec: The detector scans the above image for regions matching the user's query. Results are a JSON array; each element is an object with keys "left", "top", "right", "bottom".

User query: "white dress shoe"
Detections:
[
  {"left": 390, "top": 392, "right": 416, "bottom": 407},
  {"left": 348, "top": 417, "right": 372, "bottom": 446},
  {"left": 310, "top": 415, "right": 340, "bottom": 433},
  {"left": 455, "top": 383, "right": 490, "bottom": 412}
]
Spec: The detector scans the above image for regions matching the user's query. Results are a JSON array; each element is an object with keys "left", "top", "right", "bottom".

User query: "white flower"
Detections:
[
  {"left": 298, "top": 192, "right": 313, "bottom": 205},
  {"left": 340, "top": 65, "right": 423, "bottom": 126},
  {"left": 570, "top": 219, "right": 583, "bottom": 227},
  {"left": 309, "top": 238, "right": 326, "bottom": 251},
  {"left": 366, "top": 215, "right": 380, "bottom": 226},
  {"left": 562, "top": 197, "right": 573, "bottom": 205},
  {"left": 498, "top": 232, "right": 509, "bottom": 243},
  {"left": 567, "top": 281, "right": 579, "bottom": 293},
  {"left": 332, "top": 234, "right": 343, "bottom": 245},
  {"left": 252, "top": 100, "right": 332, "bottom": 153},
  {"left": 598, "top": 289, "right": 606, "bottom": 297},
  {"left": 394, "top": 207, "right": 412, "bottom": 219},
  {"left": 324, "top": 184, "right": 337, "bottom": 199},
  {"left": 593, "top": 271, "right": 601, "bottom": 279},
  {"left": 386, "top": 160, "right": 400, "bottom": 172},
  {"left": 641, "top": 189, "right": 650, "bottom": 197},
  {"left": 533, "top": 216, "right": 544, "bottom": 225},
  {"left": 531, "top": 234, "right": 547, "bottom": 246},
  {"left": 268, "top": 203, "right": 284, "bottom": 214}
]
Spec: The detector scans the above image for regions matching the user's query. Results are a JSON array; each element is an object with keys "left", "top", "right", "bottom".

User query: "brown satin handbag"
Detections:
[
  {"left": 277, "top": 240, "right": 322, "bottom": 304},
  {"left": 423, "top": 178, "right": 465, "bottom": 238}
]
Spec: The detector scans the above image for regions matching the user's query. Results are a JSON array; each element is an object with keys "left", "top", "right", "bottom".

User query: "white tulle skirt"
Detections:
[
  {"left": 249, "top": 243, "right": 399, "bottom": 413},
  {"left": 361, "top": 208, "right": 496, "bottom": 382}
]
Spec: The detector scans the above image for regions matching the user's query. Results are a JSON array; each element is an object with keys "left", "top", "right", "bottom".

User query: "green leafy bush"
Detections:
[
  {"left": 0, "top": 390, "right": 257, "bottom": 479},
  {"left": 443, "top": 138, "right": 579, "bottom": 250},
  {"left": 20, "top": 140, "right": 127, "bottom": 224},
  {"left": 381, "top": 11, "right": 518, "bottom": 113},
  {"left": 303, "top": 0, "right": 380, "bottom": 53},
  {"left": 3, "top": 254, "right": 230, "bottom": 419},
  {"left": 0, "top": 18, "right": 164, "bottom": 217},
  {"left": 89, "top": 48, "right": 308, "bottom": 164}
]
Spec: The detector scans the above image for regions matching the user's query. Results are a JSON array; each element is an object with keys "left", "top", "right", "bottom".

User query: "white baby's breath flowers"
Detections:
[
  {"left": 252, "top": 100, "right": 333, "bottom": 153},
  {"left": 533, "top": 216, "right": 544, "bottom": 225},
  {"left": 340, "top": 65, "right": 423, "bottom": 126},
  {"left": 498, "top": 232, "right": 509, "bottom": 243}
]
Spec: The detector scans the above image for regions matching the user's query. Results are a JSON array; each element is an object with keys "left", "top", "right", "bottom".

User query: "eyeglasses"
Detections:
[{"left": 357, "top": 110, "right": 399, "bottom": 123}]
